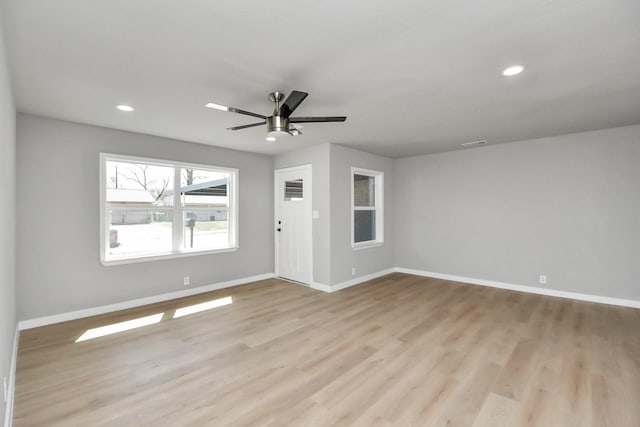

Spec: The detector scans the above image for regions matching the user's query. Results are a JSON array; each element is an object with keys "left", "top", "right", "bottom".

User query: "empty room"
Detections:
[{"left": 1, "top": 1, "right": 639, "bottom": 426}]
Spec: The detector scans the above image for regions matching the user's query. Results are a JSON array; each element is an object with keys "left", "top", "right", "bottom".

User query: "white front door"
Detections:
[{"left": 275, "top": 165, "right": 312, "bottom": 285}]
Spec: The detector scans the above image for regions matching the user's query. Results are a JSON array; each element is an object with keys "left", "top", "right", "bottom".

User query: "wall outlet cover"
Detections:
[
  {"left": 183, "top": 276, "right": 190, "bottom": 286},
  {"left": 539, "top": 275, "right": 547, "bottom": 285}
]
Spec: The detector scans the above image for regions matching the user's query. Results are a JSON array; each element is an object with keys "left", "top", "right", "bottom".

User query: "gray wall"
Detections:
[
  {"left": 16, "top": 115, "right": 274, "bottom": 319},
  {"left": 273, "top": 143, "right": 331, "bottom": 286},
  {"left": 395, "top": 125, "right": 640, "bottom": 300},
  {"left": 0, "top": 13, "right": 16, "bottom": 424},
  {"left": 12, "top": 106, "right": 640, "bottom": 327},
  {"left": 273, "top": 143, "right": 396, "bottom": 287},
  {"left": 330, "top": 144, "right": 394, "bottom": 285}
]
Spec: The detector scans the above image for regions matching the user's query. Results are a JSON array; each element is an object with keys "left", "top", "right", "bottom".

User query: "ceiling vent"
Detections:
[{"left": 461, "top": 140, "right": 487, "bottom": 148}]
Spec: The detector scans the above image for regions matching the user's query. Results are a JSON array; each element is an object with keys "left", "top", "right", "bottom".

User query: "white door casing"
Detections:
[{"left": 275, "top": 165, "right": 312, "bottom": 285}]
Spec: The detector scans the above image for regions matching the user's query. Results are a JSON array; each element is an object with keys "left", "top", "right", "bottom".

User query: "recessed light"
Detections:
[
  {"left": 502, "top": 65, "right": 525, "bottom": 77},
  {"left": 116, "top": 104, "right": 135, "bottom": 112},
  {"left": 265, "top": 136, "right": 276, "bottom": 142}
]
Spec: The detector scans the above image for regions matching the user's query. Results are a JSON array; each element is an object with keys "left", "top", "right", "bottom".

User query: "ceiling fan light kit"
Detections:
[
  {"left": 206, "top": 90, "right": 346, "bottom": 141},
  {"left": 267, "top": 115, "right": 290, "bottom": 135}
]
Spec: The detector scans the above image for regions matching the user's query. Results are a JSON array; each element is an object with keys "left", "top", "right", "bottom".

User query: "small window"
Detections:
[
  {"left": 351, "top": 167, "right": 384, "bottom": 248},
  {"left": 100, "top": 154, "right": 238, "bottom": 265},
  {"left": 284, "top": 179, "right": 304, "bottom": 201}
]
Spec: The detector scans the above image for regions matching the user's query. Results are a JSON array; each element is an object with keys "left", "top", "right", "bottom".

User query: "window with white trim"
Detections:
[
  {"left": 100, "top": 153, "right": 238, "bottom": 264},
  {"left": 351, "top": 167, "right": 384, "bottom": 248}
]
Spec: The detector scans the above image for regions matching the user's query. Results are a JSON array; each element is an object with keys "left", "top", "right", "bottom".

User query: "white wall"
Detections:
[
  {"left": 273, "top": 143, "right": 331, "bottom": 285},
  {"left": 0, "top": 12, "right": 17, "bottom": 425},
  {"left": 395, "top": 125, "right": 640, "bottom": 300},
  {"left": 330, "top": 144, "right": 394, "bottom": 285},
  {"left": 16, "top": 115, "right": 274, "bottom": 320}
]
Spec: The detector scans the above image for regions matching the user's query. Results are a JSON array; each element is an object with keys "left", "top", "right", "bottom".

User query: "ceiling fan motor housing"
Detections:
[{"left": 267, "top": 115, "right": 289, "bottom": 135}]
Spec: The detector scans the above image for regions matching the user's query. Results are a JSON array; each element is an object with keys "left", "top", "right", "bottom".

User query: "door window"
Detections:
[{"left": 284, "top": 179, "right": 304, "bottom": 201}]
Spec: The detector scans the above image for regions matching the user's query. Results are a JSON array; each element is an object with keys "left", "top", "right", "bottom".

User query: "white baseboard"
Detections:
[
  {"left": 18, "top": 273, "right": 276, "bottom": 330},
  {"left": 4, "top": 326, "right": 18, "bottom": 427},
  {"left": 395, "top": 267, "right": 640, "bottom": 309},
  {"left": 311, "top": 268, "right": 396, "bottom": 293},
  {"left": 15, "top": 267, "right": 640, "bottom": 332},
  {"left": 310, "top": 282, "right": 332, "bottom": 293},
  {"left": 331, "top": 268, "right": 396, "bottom": 292}
]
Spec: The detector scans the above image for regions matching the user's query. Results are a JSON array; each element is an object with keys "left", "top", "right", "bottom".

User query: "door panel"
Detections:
[{"left": 275, "top": 166, "right": 312, "bottom": 284}]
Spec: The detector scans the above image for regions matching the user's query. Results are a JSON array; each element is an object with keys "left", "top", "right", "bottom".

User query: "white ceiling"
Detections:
[{"left": 2, "top": 0, "right": 640, "bottom": 158}]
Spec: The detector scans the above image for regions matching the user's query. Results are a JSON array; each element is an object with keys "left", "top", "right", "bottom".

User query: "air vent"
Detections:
[{"left": 461, "top": 140, "right": 487, "bottom": 147}]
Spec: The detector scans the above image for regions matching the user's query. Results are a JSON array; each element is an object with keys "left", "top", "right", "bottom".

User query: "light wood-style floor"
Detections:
[{"left": 13, "top": 273, "right": 640, "bottom": 426}]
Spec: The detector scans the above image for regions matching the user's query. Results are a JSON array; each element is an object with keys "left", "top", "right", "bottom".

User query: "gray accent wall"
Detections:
[
  {"left": 273, "top": 143, "right": 331, "bottom": 286},
  {"left": 330, "top": 144, "right": 395, "bottom": 285},
  {"left": 16, "top": 115, "right": 274, "bottom": 320},
  {"left": 0, "top": 14, "right": 16, "bottom": 424},
  {"left": 394, "top": 125, "right": 640, "bottom": 300}
]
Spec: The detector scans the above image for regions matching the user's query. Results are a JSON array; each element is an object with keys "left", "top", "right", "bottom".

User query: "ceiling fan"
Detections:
[{"left": 205, "top": 91, "right": 346, "bottom": 141}]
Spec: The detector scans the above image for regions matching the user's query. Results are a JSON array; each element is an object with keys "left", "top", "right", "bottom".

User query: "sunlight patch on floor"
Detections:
[
  {"left": 75, "top": 313, "right": 164, "bottom": 342},
  {"left": 173, "top": 296, "right": 232, "bottom": 318}
]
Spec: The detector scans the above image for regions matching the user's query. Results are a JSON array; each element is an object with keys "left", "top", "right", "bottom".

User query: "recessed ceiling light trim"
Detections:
[
  {"left": 116, "top": 104, "right": 135, "bottom": 112},
  {"left": 461, "top": 140, "right": 487, "bottom": 147},
  {"left": 502, "top": 65, "right": 525, "bottom": 77}
]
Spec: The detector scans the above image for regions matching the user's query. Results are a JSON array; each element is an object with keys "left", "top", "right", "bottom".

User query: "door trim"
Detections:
[{"left": 274, "top": 164, "right": 313, "bottom": 285}]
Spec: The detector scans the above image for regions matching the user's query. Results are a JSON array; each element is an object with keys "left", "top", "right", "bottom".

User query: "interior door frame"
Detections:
[{"left": 274, "top": 164, "right": 313, "bottom": 285}]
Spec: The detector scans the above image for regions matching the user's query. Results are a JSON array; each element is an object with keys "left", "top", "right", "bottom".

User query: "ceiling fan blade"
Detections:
[
  {"left": 289, "top": 116, "right": 347, "bottom": 123},
  {"left": 279, "top": 91, "right": 309, "bottom": 118},
  {"left": 206, "top": 102, "right": 266, "bottom": 119},
  {"left": 226, "top": 121, "right": 266, "bottom": 131}
]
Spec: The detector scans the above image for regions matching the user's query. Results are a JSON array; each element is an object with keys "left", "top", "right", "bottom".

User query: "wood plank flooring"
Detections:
[{"left": 13, "top": 273, "right": 640, "bottom": 426}]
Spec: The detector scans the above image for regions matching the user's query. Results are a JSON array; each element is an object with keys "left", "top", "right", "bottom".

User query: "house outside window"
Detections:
[
  {"left": 351, "top": 167, "right": 384, "bottom": 249},
  {"left": 100, "top": 153, "right": 238, "bottom": 265}
]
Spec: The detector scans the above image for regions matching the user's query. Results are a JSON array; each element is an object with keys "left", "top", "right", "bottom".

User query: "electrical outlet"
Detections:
[
  {"left": 539, "top": 275, "right": 547, "bottom": 285},
  {"left": 183, "top": 276, "right": 190, "bottom": 286},
  {"left": 351, "top": 268, "right": 356, "bottom": 276},
  {"left": 3, "top": 376, "right": 7, "bottom": 403}
]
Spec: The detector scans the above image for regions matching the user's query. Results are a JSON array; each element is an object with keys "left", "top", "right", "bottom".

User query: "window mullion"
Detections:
[
  {"left": 173, "top": 167, "right": 183, "bottom": 252},
  {"left": 226, "top": 173, "right": 234, "bottom": 247}
]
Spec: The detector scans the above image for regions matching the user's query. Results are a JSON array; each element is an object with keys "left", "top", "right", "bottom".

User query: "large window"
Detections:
[
  {"left": 351, "top": 167, "right": 384, "bottom": 249},
  {"left": 100, "top": 153, "right": 238, "bottom": 265}
]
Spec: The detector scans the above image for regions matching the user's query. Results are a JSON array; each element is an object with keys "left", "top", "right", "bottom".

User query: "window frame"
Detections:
[
  {"left": 351, "top": 167, "right": 384, "bottom": 250},
  {"left": 99, "top": 153, "right": 239, "bottom": 266}
]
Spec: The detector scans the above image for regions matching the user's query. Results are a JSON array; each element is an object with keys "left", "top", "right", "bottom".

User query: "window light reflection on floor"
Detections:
[
  {"left": 75, "top": 313, "right": 164, "bottom": 343},
  {"left": 173, "top": 296, "right": 233, "bottom": 318}
]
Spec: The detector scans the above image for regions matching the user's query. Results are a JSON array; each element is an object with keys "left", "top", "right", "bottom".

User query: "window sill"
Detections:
[
  {"left": 102, "top": 247, "right": 238, "bottom": 266},
  {"left": 352, "top": 241, "right": 384, "bottom": 251}
]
